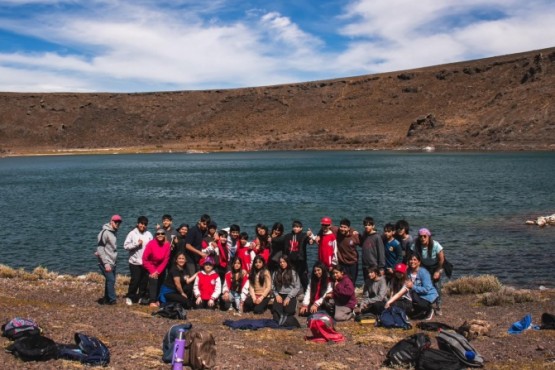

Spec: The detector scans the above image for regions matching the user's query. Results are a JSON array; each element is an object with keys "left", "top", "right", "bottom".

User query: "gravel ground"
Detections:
[{"left": 0, "top": 276, "right": 554, "bottom": 369}]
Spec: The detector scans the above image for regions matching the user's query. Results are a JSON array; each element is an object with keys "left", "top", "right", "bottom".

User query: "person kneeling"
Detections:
[
  {"left": 322, "top": 265, "right": 357, "bottom": 321},
  {"left": 193, "top": 257, "right": 221, "bottom": 309}
]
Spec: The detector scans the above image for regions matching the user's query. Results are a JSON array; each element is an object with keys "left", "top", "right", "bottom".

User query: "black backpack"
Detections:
[
  {"left": 152, "top": 302, "right": 187, "bottom": 320},
  {"left": 162, "top": 323, "right": 193, "bottom": 363},
  {"left": 437, "top": 329, "right": 484, "bottom": 368},
  {"left": 57, "top": 332, "right": 110, "bottom": 366},
  {"left": 541, "top": 312, "right": 555, "bottom": 330},
  {"left": 6, "top": 334, "right": 58, "bottom": 362},
  {"left": 417, "top": 321, "right": 456, "bottom": 332},
  {"left": 417, "top": 348, "right": 466, "bottom": 370},
  {"left": 385, "top": 333, "right": 431, "bottom": 367}
]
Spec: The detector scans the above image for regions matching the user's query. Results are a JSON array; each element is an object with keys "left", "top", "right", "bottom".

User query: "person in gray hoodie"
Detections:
[
  {"left": 123, "top": 216, "right": 152, "bottom": 305},
  {"left": 96, "top": 214, "right": 122, "bottom": 305}
]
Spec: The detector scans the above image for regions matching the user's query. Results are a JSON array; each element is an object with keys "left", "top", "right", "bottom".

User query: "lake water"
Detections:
[{"left": 0, "top": 151, "right": 553, "bottom": 288}]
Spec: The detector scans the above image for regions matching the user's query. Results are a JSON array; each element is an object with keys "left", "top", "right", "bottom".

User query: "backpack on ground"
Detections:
[
  {"left": 152, "top": 302, "right": 187, "bottom": 320},
  {"left": 162, "top": 323, "right": 193, "bottom": 363},
  {"left": 354, "top": 312, "right": 377, "bottom": 324},
  {"left": 417, "top": 348, "right": 466, "bottom": 370},
  {"left": 378, "top": 306, "right": 412, "bottom": 330},
  {"left": 305, "top": 313, "right": 345, "bottom": 343},
  {"left": 6, "top": 334, "right": 58, "bottom": 362},
  {"left": 417, "top": 321, "right": 456, "bottom": 332},
  {"left": 2, "top": 317, "right": 42, "bottom": 340},
  {"left": 384, "top": 332, "right": 431, "bottom": 367},
  {"left": 57, "top": 332, "right": 110, "bottom": 366},
  {"left": 541, "top": 312, "right": 555, "bottom": 330},
  {"left": 184, "top": 328, "right": 217, "bottom": 369},
  {"left": 437, "top": 329, "right": 484, "bottom": 368}
]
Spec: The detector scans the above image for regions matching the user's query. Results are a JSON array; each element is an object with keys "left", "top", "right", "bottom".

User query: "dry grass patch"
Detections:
[
  {"left": 0, "top": 264, "right": 17, "bottom": 278},
  {"left": 84, "top": 272, "right": 104, "bottom": 284},
  {"left": 32, "top": 266, "right": 59, "bottom": 279},
  {"left": 444, "top": 275, "right": 502, "bottom": 295},
  {"left": 480, "top": 286, "right": 540, "bottom": 306}
]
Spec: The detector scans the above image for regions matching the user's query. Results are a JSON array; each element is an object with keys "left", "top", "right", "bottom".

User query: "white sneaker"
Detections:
[{"left": 125, "top": 298, "right": 133, "bottom": 306}]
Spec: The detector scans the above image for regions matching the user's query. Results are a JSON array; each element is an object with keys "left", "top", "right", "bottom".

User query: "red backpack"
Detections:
[{"left": 305, "top": 313, "right": 345, "bottom": 343}]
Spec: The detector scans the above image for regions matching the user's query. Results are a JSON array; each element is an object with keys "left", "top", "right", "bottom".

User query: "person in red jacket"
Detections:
[
  {"left": 251, "top": 224, "right": 271, "bottom": 264},
  {"left": 193, "top": 257, "right": 222, "bottom": 309},
  {"left": 236, "top": 232, "right": 253, "bottom": 272},
  {"left": 309, "top": 217, "right": 338, "bottom": 271},
  {"left": 142, "top": 229, "right": 171, "bottom": 308}
]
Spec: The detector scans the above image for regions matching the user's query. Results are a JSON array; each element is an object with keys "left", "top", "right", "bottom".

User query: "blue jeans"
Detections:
[{"left": 99, "top": 263, "right": 117, "bottom": 303}]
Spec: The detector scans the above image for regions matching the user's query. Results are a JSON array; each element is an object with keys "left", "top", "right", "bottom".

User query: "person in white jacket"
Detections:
[
  {"left": 123, "top": 216, "right": 152, "bottom": 305},
  {"left": 299, "top": 261, "right": 333, "bottom": 316}
]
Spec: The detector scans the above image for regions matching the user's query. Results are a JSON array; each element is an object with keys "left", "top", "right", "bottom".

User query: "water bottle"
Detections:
[
  {"left": 172, "top": 329, "right": 186, "bottom": 370},
  {"left": 465, "top": 350, "right": 476, "bottom": 361}
]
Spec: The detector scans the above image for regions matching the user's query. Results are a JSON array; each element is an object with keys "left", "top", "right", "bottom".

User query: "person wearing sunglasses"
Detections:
[{"left": 143, "top": 229, "right": 171, "bottom": 308}]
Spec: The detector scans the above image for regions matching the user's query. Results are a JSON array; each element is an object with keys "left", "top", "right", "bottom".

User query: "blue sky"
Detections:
[{"left": 0, "top": 0, "right": 554, "bottom": 92}]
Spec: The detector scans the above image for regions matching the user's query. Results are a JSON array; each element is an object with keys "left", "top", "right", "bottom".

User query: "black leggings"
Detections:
[{"left": 243, "top": 296, "right": 270, "bottom": 314}]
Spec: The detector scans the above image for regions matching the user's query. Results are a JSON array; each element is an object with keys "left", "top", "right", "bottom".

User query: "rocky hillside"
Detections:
[{"left": 1, "top": 47, "right": 554, "bottom": 155}]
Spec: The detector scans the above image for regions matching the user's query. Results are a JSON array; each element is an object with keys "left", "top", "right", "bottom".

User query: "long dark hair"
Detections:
[
  {"left": 255, "top": 223, "right": 270, "bottom": 250},
  {"left": 230, "top": 257, "right": 245, "bottom": 292},
  {"left": 414, "top": 235, "right": 434, "bottom": 259},
  {"left": 249, "top": 255, "right": 268, "bottom": 287},
  {"left": 274, "top": 255, "right": 294, "bottom": 288},
  {"left": 389, "top": 269, "right": 407, "bottom": 296},
  {"left": 309, "top": 261, "right": 329, "bottom": 303}
]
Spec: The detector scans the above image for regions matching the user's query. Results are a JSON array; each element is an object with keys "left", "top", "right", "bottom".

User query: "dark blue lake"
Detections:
[{"left": 0, "top": 151, "right": 553, "bottom": 288}]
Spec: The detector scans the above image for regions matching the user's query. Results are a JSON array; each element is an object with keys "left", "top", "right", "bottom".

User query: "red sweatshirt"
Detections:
[
  {"left": 318, "top": 231, "right": 338, "bottom": 270},
  {"left": 194, "top": 270, "right": 222, "bottom": 301}
]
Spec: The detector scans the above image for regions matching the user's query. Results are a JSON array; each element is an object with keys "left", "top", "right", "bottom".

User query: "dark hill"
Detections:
[{"left": 1, "top": 47, "right": 554, "bottom": 155}]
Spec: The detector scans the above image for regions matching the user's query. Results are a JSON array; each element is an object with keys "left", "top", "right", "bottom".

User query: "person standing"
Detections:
[
  {"left": 309, "top": 217, "right": 338, "bottom": 271},
  {"left": 283, "top": 220, "right": 310, "bottom": 290},
  {"left": 184, "top": 214, "right": 210, "bottom": 275},
  {"left": 336, "top": 218, "right": 360, "bottom": 286},
  {"left": 360, "top": 216, "right": 385, "bottom": 282},
  {"left": 96, "top": 214, "right": 122, "bottom": 305},
  {"left": 157, "top": 214, "right": 175, "bottom": 242},
  {"left": 123, "top": 216, "right": 153, "bottom": 305}
]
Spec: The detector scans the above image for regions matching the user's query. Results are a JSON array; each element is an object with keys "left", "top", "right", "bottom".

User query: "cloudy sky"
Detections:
[{"left": 1, "top": 0, "right": 554, "bottom": 92}]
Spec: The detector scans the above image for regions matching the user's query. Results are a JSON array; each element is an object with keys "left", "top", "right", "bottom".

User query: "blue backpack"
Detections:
[
  {"left": 57, "top": 332, "right": 110, "bottom": 366},
  {"left": 378, "top": 306, "right": 412, "bottom": 330}
]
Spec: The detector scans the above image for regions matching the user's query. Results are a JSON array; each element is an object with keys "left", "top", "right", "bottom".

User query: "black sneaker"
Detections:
[{"left": 97, "top": 298, "right": 107, "bottom": 305}]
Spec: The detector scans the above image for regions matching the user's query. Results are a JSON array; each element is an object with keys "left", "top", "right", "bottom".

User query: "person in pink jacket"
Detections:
[{"left": 143, "top": 229, "right": 171, "bottom": 307}]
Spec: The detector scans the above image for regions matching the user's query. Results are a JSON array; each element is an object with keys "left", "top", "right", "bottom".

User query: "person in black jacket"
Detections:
[{"left": 282, "top": 220, "right": 309, "bottom": 290}]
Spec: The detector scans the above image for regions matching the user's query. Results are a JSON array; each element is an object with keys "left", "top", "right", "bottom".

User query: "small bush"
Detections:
[
  {"left": 481, "top": 287, "right": 539, "bottom": 306},
  {"left": 85, "top": 272, "right": 104, "bottom": 284},
  {"left": 444, "top": 275, "right": 502, "bottom": 294},
  {"left": 32, "top": 266, "right": 58, "bottom": 280},
  {"left": 18, "top": 269, "right": 39, "bottom": 281},
  {"left": 0, "top": 264, "right": 17, "bottom": 278}
]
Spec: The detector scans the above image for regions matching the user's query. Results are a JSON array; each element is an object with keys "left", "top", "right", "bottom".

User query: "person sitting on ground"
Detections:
[
  {"left": 243, "top": 255, "right": 272, "bottom": 314},
  {"left": 193, "top": 257, "right": 221, "bottom": 309},
  {"left": 220, "top": 257, "right": 249, "bottom": 312},
  {"left": 323, "top": 265, "right": 357, "bottom": 321},
  {"left": 299, "top": 261, "right": 332, "bottom": 317},
  {"left": 160, "top": 252, "right": 197, "bottom": 308},
  {"left": 142, "top": 229, "right": 171, "bottom": 308},
  {"left": 384, "top": 263, "right": 412, "bottom": 314},
  {"left": 406, "top": 254, "right": 438, "bottom": 320},
  {"left": 271, "top": 255, "right": 301, "bottom": 322},
  {"left": 357, "top": 267, "right": 388, "bottom": 316}
]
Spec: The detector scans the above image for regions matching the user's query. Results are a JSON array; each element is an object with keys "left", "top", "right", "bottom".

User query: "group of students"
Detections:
[{"left": 97, "top": 213, "right": 447, "bottom": 322}]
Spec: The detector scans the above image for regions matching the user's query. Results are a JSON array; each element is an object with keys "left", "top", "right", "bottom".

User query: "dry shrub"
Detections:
[
  {"left": 84, "top": 272, "right": 104, "bottom": 284},
  {"left": 32, "top": 266, "right": 58, "bottom": 280},
  {"left": 18, "top": 269, "right": 39, "bottom": 281},
  {"left": 444, "top": 275, "right": 502, "bottom": 294},
  {"left": 117, "top": 274, "right": 130, "bottom": 285},
  {"left": 481, "top": 286, "right": 539, "bottom": 306},
  {"left": 0, "top": 264, "right": 17, "bottom": 278}
]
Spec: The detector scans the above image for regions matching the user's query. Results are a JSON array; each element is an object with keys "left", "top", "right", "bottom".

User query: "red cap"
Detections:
[
  {"left": 320, "top": 217, "right": 332, "bottom": 225},
  {"left": 394, "top": 263, "right": 408, "bottom": 274},
  {"left": 111, "top": 214, "right": 122, "bottom": 222}
]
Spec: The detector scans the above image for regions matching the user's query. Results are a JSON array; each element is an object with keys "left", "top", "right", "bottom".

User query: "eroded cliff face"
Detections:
[{"left": 1, "top": 47, "right": 554, "bottom": 155}]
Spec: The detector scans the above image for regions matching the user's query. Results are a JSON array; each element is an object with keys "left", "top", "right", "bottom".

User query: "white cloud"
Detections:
[{"left": 0, "top": 0, "right": 554, "bottom": 92}]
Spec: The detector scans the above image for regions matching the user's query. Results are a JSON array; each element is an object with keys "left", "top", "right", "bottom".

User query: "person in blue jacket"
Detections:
[{"left": 406, "top": 254, "right": 438, "bottom": 320}]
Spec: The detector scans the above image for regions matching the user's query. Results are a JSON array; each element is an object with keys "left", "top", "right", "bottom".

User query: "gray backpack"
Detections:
[{"left": 436, "top": 329, "right": 484, "bottom": 368}]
